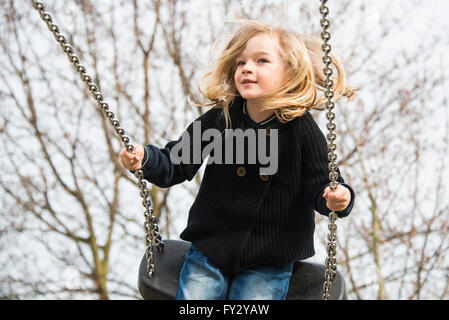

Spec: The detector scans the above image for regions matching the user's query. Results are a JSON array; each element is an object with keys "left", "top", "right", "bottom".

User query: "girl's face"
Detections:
[{"left": 234, "top": 33, "right": 287, "bottom": 102}]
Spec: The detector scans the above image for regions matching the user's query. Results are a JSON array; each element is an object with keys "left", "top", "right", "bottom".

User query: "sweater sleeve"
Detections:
[
  {"left": 301, "top": 111, "right": 355, "bottom": 218},
  {"left": 139, "top": 108, "right": 224, "bottom": 188}
]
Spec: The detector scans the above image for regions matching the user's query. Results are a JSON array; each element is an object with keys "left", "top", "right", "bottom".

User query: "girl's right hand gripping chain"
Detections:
[{"left": 119, "top": 144, "right": 145, "bottom": 171}]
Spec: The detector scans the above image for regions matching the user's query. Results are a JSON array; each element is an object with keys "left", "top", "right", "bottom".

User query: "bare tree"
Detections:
[
  {"left": 312, "top": 0, "right": 449, "bottom": 300},
  {"left": 0, "top": 0, "right": 168, "bottom": 299}
]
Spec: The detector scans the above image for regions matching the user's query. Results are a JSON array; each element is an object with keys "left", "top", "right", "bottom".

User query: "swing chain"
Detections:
[
  {"left": 29, "top": 0, "right": 164, "bottom": 278},
  {"left": 320, "top": 0, "right": 339, "bottom": 300}
]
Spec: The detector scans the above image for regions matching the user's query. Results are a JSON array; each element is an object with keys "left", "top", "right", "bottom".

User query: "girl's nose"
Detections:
[{"left": 242, "top": 61, "right": 254, "bottom": 73}]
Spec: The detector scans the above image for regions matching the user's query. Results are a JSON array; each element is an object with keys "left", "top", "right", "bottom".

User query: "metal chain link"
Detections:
[
  {"left": 320, "top": 0, "right": 339, "bottom": 300},
  {"left": 30, "top": 0, "right": 164, "bottom": 278}
]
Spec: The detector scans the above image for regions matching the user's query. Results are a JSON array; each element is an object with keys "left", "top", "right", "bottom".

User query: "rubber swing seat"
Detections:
[{"left": 138, "top": 239, "right": 347, "bottom": 300}]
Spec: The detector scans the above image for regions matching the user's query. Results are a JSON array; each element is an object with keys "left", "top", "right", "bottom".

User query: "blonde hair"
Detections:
[{"left": 193, "top": 19, "right": 358, "bottom": 128}]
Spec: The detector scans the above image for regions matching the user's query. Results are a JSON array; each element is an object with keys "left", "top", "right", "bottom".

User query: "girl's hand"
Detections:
[
  {"left": 119, "top": 144, "right": 145, "bottom": 171},
  {"left": 323, "top": 184, "right": 351, "bottom": 212}
]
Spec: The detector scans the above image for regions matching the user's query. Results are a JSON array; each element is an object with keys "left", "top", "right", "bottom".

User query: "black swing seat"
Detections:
[{"left": 138, "top": 239, "right": 347, "bottom": 300}]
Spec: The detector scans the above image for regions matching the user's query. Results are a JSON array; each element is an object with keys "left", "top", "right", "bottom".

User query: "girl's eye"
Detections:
[{"left": 236, "top": 59, "right": 269, "bottom": 66}]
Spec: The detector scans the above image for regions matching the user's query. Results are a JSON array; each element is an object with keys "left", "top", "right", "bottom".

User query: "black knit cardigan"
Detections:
[{"left": 140, "top": 95, "right": 355, "bottom": 273}]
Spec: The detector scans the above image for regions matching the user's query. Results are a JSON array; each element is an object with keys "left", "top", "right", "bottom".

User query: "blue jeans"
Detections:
[{"left": 175, "top": 243, "right": 294, "bottom": 300}]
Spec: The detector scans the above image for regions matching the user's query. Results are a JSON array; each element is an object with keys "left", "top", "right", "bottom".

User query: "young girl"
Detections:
[{"left": 120, "top": 20, "right": 356, "bottom": 300}]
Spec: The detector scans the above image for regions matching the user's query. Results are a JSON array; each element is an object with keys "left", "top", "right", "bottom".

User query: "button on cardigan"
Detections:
[{"left": 139, "top": 95, "right": 355, "bottom": 273}]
